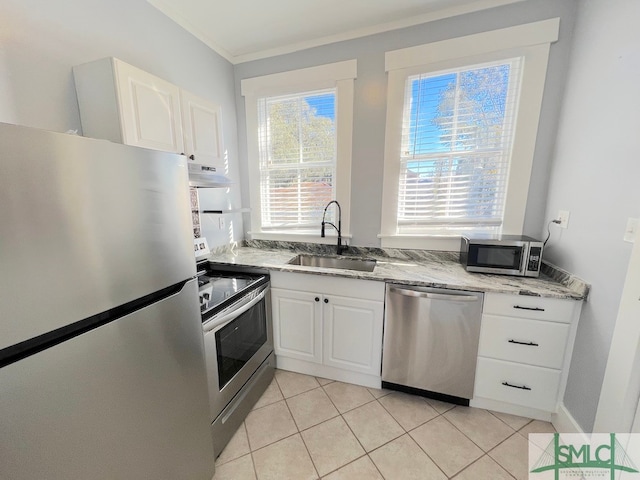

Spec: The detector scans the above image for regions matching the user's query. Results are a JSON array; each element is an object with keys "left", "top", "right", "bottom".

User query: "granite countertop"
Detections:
[{"left": 206, "top": 242, "right": 589, "bottom": 301}]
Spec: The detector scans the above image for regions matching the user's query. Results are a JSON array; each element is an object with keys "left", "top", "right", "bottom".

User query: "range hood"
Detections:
[{"left": 188, "top": 163, "right": 233, "bottom": 188}]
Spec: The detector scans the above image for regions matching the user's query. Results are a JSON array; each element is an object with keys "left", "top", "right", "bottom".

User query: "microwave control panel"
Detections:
[{"left": 527, "top": 246, "right": 542, "bottom": 272}]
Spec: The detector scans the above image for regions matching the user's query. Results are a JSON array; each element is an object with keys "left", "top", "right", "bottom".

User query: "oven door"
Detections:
[
  {"left": 202, "top": 283, "right": 273, "bottom": 422},
  {"left": 466, "top": 243, "right": 527, "bottom": 275}
]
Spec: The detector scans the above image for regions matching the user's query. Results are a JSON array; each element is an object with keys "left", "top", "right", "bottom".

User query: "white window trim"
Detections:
[
  {"left": 380, "top": 18, "right": 559, "bottom": 251},
  {"left": 241, "top": 61, "right": 356, "bottom": 243}
]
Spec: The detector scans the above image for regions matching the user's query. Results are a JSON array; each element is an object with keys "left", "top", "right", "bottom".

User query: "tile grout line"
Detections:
[
  {"left": 316, "top": 382, "right": 391, "bottom": 477},
  {"left": 281, "top": 397, "right": 322, "bottom": 480},
  {"left": 246, "top": 373, "right": 305, "bottom": 463},
  {"left": 275, "top": 372, "right": 329, "bottom": 479},
  {"left": 441, "top": 407, "right": 517, "bottom": 454},
  {"left": 222, "top": 370, "right": 541, "bottom": 479},
  {"left": 437, "top": 408, "right": 534, "bottom": 478},
  {"left": 487, "top": 408, "right": 535, "bottom": 431},
  {"left": 400, "top": 407, "right": 495, "bottom": 478},
  {"left": 376, "top": 391, "right": 442, "bottom": 434},
  {"left": 449, "top": 454, "right": 517, "bottom": 480},
  {"left": 242, "top": 421, "right": 260, "bottom": 480}
]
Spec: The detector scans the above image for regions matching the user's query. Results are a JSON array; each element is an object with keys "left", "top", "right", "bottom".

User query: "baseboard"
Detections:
[
  {"left": 275, "top": 356, "right": 382, "bottom": 389},
  {"left": 552, "top": 402, "right": 584, "bottom": 433},
  {"left": 470, "top": 397, "right": 552, "bottom": 422}
]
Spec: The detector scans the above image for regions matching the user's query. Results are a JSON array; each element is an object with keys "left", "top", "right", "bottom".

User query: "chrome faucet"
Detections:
[{"left": 321, "top": 200, "right": 348, "bottom": 255}]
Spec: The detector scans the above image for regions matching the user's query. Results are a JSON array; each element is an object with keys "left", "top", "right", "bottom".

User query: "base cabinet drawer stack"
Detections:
[{"left": 472, "top": 293, "right": 581, "bottom": 420}]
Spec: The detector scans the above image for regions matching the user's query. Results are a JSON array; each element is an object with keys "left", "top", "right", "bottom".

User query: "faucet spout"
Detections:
[{"left": 321, "top": 200, "right": 347, "bottom": 255}]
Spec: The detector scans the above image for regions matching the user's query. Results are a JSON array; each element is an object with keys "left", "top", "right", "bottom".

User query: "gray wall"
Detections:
[
  {"left": 234, "top": 0, "right": 579, "bottom": 247},
  {"left": 543, "top": 0, "right": 640, "bottom": 432},
  {"left": 0, "top": 0, "right": 242, "bottom": 248}
]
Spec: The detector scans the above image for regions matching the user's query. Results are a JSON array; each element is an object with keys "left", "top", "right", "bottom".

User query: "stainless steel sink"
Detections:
[{"left": 287, "top": 254, "right": 377, "bottom": 272}]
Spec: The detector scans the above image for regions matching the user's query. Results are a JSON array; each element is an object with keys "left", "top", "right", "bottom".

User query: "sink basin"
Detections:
[{"left": 288, "top": 254, "right": 377, "bottom": 272}]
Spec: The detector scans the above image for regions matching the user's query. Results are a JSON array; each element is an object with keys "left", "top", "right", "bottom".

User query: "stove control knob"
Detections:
[{"left": 203, "top": 293, "right": 210, "bottom": 301}]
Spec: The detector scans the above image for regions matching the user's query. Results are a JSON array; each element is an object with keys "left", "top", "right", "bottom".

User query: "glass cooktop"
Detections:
[{"left": 198, "top": 271, "right": 267, "bottom": 319}]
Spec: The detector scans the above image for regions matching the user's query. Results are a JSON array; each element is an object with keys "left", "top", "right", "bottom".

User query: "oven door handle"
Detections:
[{"left": 203, "top": 289, "right": 267, "bottom": 333}]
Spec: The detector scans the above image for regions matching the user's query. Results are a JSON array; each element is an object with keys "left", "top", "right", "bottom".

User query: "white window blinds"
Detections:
[
  {"left": 257, "top": 89, "right": 337, "bottom": 231},
  {"left": 397, "top": 57, "right": 523, "bottom": 234}
]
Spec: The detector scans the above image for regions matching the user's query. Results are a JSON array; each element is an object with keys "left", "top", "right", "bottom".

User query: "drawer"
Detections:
[
  {"left": 483, "top": 293, "right": 576, "bottom": 323},
  {"left": 474, "top": 357, "right": 561, "bottom": 412},
  {"left": 479, "top": 314, "right": 570, "bottom": 369}
]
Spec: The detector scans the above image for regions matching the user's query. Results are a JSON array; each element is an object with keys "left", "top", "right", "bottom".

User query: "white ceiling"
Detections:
[{"left": 147, "top": 0, "right": 525, "bottom": 64}]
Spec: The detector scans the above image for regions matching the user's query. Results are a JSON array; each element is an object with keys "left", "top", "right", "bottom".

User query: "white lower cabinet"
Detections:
[
  {"left": 471, "top": 292, "right": 582, "bottom": 421},
  {"left": 271, "top": 289, "right": 322, "bottom": 364},
  {"left": 474, "top": 357, "right": 562, "bottom": 412},
  {"left": 323, "top": 295, "right": 383, "bottom": 375},
  {"left": 270, "top": 271, "right": 384, "bottom": 388}
]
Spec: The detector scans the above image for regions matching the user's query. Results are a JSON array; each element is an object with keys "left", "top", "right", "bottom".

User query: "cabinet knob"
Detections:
[
  {"left": 189, "top": 154, "right": 195, "bottom": 161},
  {"left": 324, "top": 298, "right": 329, "bottom": 304},
  {"left": 315, "top": 297, "right": 320, "bottom": 302}
]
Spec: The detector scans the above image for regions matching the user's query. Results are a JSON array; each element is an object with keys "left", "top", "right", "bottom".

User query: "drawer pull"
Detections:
[
  {"left": 502, "top": 381, "right": 532, "bottom": 391},
  {"left": 508, "top": 339, "right": 539, "bottom": 347},
  {"left": 513, "top": 305, "right": 545, "bottom": 312}
]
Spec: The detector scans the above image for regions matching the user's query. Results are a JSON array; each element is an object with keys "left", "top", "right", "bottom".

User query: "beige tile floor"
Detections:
[{"left": 213, "top": 369, "right": 556, "bottom": 480}]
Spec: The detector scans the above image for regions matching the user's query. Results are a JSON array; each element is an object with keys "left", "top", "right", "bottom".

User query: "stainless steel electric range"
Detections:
[{"left": 197, "top": 264, "right": 275, "bottom": 458}]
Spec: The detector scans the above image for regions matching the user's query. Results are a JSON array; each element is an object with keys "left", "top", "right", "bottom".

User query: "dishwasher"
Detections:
[{"left": 381, "top": 284, "right": 483, "bottom": 405}]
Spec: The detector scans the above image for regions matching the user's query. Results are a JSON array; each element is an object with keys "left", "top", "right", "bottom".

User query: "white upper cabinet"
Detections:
[
  {"left": 74, "top": 58, "right": 225, "bottom": 168},
  {"left": 180, "top": 90, "right": 224, "bottom": 168},
  {"left": 74, "top": 58, "right": 184, "bottom": 153},
  {"left": 114, "top": 60, "right": 184, "bottom": 153}
]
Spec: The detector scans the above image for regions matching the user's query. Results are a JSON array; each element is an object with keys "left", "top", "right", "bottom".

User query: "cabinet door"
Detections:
[
  {"left": 180, "top": 90, "right": 224, "bottom": 168},
  {"left": 323, "top": 295, "right": 383, "bottom": 376},
  {"left": 114, "top": 60, "right": 184, "bottom": 153},
  {"left": 271, "top": 288, "right": 322, "bottom": 364}
]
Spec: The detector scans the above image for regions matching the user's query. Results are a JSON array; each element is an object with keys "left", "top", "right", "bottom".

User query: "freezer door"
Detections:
[
  {"left": 0, "top": 123, "right": 195, "bottom": 351},
  {"left": 0, "top": 279, "right": 215, "bottom": 480}
]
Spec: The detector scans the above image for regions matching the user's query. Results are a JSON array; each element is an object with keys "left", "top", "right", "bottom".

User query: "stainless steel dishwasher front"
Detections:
[{"left": 381, "top": 284, "right": 483, "bottom": 404}]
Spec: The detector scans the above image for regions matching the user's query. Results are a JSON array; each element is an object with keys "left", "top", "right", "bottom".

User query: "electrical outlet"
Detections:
[
  {"left": 624, "top": 218, "right": 639, "bottom": 243},
  {"left": 218, "top": 216, "right": 225, "bottom": 230},
  {"left": 557, "top": 210, "right": 570, "bottom": 229}
]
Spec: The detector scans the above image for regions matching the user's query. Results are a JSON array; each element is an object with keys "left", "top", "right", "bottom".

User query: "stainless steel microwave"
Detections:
[{"left": 460, "top": 235, "right": 543, "bottom": 277}]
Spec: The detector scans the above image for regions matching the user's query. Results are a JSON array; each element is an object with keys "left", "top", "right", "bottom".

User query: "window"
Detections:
[
  {"left": 242, "top": 61, "right": 356, "bottom": 242},
  {"left": 257, "top": 90, "right": 336, "bottom": 231},
  {"left": 398, "top": 58, "right": 522, "bottom": 234},
  {"left": 380, "top": 19, "right": 559, "bottom": 250}
]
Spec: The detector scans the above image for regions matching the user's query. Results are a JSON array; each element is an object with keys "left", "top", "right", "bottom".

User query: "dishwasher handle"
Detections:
[{"left": 388, "top": 286, "right": 480, "bottom": 302}]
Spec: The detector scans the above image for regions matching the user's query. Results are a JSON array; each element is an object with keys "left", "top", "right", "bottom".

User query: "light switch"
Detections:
[{"left": 624, "top": 218, "right": 639, "bottom": 243}]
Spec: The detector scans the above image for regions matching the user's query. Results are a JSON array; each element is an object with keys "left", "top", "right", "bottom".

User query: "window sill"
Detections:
[{"left": 248, "top": 231, "right": 352, "bottom": 245}]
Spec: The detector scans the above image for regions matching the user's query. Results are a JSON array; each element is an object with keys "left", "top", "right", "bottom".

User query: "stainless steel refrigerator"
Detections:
[{"left": 0, "top": 123, "right": 215, "bottom": 479}]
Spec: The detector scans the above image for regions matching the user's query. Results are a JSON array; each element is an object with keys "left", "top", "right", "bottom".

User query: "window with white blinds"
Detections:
[
  {"left": 381, "top": 19, "right": 558, "bottom": 250},
  {"left": 257, "top": 89, "right": 337, "bottom": 230},
  {"left": 242, "top": 60, "right": 356, "bottom": 242},
  {"left": 397, "top": 57, "right": 523, "bottom": 234}
]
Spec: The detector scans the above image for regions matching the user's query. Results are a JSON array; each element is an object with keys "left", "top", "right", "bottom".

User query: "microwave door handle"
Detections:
[
  {"left": 203, "top": 289, "right": 267, "bottom": 333},
  {"left": 520, "top": 243, "right": 530, "bottom": 273}
]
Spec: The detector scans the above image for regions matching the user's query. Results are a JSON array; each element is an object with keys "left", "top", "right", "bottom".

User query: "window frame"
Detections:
[
  {"left": 380, "top": 19, "right": 559, "bottom": 251},
  {"left": 241, "top": 60, "right": 356, "bottom": 243}
]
